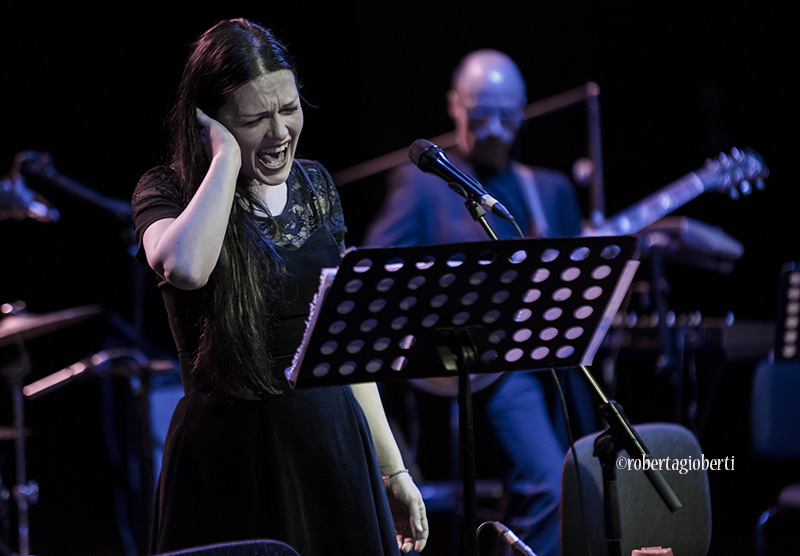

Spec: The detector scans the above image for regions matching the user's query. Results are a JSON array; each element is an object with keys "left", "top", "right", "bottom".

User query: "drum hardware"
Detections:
[
  {"left": 2, "top": 148, "right": 162, "bottom": 555},
  {"left": 22, "top": 346, "right": 175, "bottom": 400},
  {"left": 0, "top": 303, "right": 105, "bottom": 556},
  {"left": 0, "top": 154, "right": 59, "bottom": 223},
  {"left": 6, "top": 150, "right": 130, "bottom": 223},
  {"left": 0, "top": 305, "right": 104, "bottom": 349},
  {"left": 1, "top": 313, "right": 175, "bottom": 556},
  {"left": 1, "top": 343, "right": 36, "bottom": 556}
]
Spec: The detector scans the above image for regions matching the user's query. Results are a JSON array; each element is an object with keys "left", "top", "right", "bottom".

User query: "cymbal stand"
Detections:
[{"left": 2, "top": 339, "right": 38, "bottom": 556}]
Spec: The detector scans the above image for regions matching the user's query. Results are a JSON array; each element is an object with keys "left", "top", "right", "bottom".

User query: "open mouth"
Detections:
[{"left": 257, "top": 144, "right": 289, "bottom": 170}]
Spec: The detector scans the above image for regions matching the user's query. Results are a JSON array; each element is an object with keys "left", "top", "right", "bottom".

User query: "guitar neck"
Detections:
[
  {"left": 592, "top": 148, "right": 767, "bottom": 237},
  {"left": 596, "top": 170, "right": 710, "bottom": 236}
]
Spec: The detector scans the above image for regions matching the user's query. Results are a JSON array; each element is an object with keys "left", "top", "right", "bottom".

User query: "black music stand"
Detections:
[{"left": 286, "top": 236, "right": 639, "bottom": 556}]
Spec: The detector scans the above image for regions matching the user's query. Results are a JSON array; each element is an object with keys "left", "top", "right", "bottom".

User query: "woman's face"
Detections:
[{"left": 216, "top": 69, "right": 304, "bottom": 187}]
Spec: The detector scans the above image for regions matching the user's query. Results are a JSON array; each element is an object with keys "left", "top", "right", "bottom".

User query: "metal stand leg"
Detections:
[{"left": 4, "top": 346, "right": 37, "bottom": 556}]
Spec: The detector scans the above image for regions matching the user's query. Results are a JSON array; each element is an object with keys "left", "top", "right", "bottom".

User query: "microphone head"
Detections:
[{"left": 408, "top": 138, "right": 440, "bottom": 171}]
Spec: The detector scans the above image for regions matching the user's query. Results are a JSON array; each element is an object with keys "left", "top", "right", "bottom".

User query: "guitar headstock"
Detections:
[{"left": 701, "top": 147, "right": 769, "bottom": 199}]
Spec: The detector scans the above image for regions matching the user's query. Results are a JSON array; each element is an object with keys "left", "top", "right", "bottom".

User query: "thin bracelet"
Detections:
[{"left": 384, "top": 467, "right": 410, "bottom": 479}]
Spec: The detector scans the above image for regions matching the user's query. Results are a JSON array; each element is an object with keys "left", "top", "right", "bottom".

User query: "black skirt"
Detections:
[{"left": 151, "top": 383, "right": 399, "bottom": 556}]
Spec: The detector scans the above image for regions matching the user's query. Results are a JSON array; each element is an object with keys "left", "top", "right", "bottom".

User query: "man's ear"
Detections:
[{"left": 446, "top": 89, "right": 459, "bottom": 122}]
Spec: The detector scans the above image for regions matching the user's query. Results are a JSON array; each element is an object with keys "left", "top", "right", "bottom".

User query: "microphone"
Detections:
[
  {"left": 490, "top": 522, "right": 538, "bottom": 556},
  {"left": 408, "top": 139, "right": 515, "bottom": 222}
]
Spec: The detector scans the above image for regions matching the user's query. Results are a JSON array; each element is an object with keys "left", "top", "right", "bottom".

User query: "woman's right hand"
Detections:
[
  {"left": 197, "top": 108, "right": 241, "bottom": 163},
  {"left": 384, "top": 472, "right": 428, "bottom": 553}
]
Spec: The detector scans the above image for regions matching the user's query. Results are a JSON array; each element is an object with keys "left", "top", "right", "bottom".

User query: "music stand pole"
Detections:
[
  {"left": 458, "top": 196, "right": 498, "bottom": 554},
  {"left": 437, "top": 324, "right": 483, "bottom": 556}
]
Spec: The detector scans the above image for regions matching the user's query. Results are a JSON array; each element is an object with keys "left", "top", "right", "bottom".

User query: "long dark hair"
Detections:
[{"left": 168, "top": 18, "right": 298, "bottom": 398}]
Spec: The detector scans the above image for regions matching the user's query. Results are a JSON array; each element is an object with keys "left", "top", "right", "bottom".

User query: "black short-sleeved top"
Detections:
[{"left": 132, "top": 159, "right": 347, "bottom": 387}]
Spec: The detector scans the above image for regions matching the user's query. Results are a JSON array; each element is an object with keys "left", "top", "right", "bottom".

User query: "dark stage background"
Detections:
[{"left": 1, "top": 4, "right": 797, "bottom": 556}]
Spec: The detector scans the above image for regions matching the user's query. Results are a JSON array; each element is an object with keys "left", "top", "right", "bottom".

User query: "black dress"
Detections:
[{"left": 132, "top": 160, "right": 399, "bottom": 556}]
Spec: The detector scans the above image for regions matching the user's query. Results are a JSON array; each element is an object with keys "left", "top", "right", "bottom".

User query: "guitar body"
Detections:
[{"left": 410, "top": 372, "right": 504, "bottom": 396}]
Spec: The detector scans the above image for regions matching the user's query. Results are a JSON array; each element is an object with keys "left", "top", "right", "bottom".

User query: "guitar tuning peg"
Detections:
[
  {"left": 728, "top": 187, "right": 741, "bottom": 200},
  {"left": 739, "top": 180, "right": 753, "bottom": 196},
  {"left": 755, "top": 177, "right": 767, "bottom": 191}
]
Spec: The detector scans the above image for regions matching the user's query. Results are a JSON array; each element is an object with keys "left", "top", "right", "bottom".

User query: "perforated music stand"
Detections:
[{"left": 286, "top": 236, "right": 639, "bottom": 555}]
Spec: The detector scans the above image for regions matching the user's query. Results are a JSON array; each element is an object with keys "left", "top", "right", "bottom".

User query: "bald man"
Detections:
[
  {"left": 366, "top": 49, "right": 582, "bottom": 245},
  {"left": 363, "top": 49, "right": 597, "bottom": 556},
  {"left": 448, "top": 49, "right": 528, "bottom": 172}
]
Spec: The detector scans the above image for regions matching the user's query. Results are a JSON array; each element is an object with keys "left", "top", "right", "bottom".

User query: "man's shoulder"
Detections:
[
  {"left": 387, "top": 161, "right": 443, "bottom": 190},
  {"left": 515, "top": 162, "right": 571, "bottom": 184},
  {"left": 512, "top": 161, "right": 576, "bottom": 195}
]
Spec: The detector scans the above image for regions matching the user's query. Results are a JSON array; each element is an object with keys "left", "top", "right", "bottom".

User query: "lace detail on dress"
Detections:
[{"left": 270, "top": 159, "right": 347, "bottom": 252}]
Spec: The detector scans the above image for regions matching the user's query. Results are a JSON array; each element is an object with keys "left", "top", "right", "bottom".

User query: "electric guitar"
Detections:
[{"left": 411, "top": 147, "right": 769, "bottom": 396}]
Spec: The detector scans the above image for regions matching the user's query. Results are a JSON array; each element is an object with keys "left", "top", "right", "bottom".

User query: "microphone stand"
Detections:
[
  {"left": 448, "top": 181, "right": 510, "bottom": 241},
  {"left": 454, "top": 178, "right": 681, "bottom": 556},
  {"left": 460, "top": 197, "right": 498, "bottom": 241},
  {"left": 578, "top": 365, "right": 682, "bottom": 556}
]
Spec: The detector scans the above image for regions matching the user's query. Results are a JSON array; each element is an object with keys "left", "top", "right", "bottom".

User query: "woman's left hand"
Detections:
[{"left": 384, "top": 472, "right": 428, "bottom": 553}]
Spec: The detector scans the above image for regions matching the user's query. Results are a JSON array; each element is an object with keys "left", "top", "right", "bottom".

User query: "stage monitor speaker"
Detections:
[{"left": 561, "top": 422, "right": 712, "bottom": 556}]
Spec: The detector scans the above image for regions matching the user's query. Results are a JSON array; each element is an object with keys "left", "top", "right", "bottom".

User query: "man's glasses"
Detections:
[{"left": 467, "top": 106, "right": 524, "bottom": 125}]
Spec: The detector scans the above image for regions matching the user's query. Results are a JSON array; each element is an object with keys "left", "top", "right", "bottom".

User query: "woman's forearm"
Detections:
[
  {"left": 350, "top": 382, "right": 406, "bottom": 475},
  {"left": 144, "top": 149, "right": 240, "bottom": 289}
]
